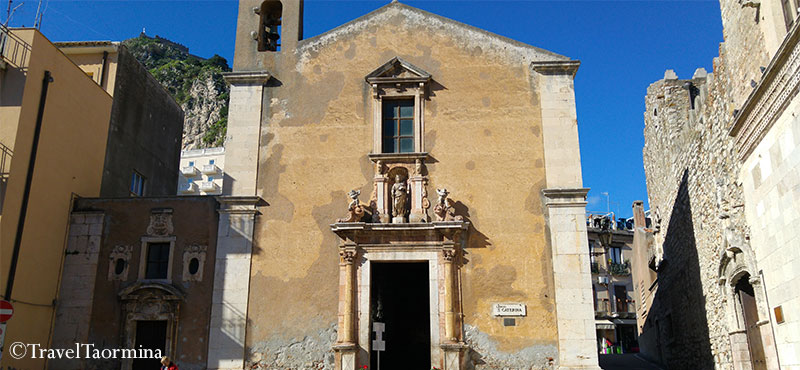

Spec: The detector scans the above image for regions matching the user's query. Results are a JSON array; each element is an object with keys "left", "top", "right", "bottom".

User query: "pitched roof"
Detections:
[{"left": 298, "top": 1, "right": 572, "bottom": 65}]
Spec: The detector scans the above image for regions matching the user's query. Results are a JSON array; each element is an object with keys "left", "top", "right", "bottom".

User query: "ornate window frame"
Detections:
[{"left": 366, "top": 57, "right": 431, "bottom": 154}]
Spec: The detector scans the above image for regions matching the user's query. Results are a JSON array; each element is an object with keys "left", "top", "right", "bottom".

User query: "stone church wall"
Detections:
[{"left": 238, "top": 3, "right": 567, "bottom": 369}]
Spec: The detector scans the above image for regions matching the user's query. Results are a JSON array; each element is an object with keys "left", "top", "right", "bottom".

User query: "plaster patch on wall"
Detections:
[
  {"left": 247, "top": 323, "right": 337, "bottom": 370},
  {"left": 464, "top": 324, "right": 557, "bottom": 370}
]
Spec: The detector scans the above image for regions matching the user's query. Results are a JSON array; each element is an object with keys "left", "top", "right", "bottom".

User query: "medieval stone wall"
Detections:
[{"left": 642, "top": 56, "right": 750, "bottom": 370}]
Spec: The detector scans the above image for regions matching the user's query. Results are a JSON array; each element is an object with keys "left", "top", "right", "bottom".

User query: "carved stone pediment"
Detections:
[{"left": 365, "top": 57, "right": 432, "bottom": 85}]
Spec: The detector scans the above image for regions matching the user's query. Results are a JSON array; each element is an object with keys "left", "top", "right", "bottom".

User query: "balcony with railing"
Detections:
[
  {"left": 0, "top": 25, "right": 32, "bottom": 70},
  {"left": 180, "top": 165, "right": 199, "bottom": 177},
  {"left": 609, "top": 261, "right": 631, "bottom": 276},
  {"left": 595, "top": 298, "right": 636, "bottom": 319},
  {"left": 180, "top": 182, "right": 198, "bottom": 194},
  {"left": 199, "top": 181, "right": 219, "bottom": 193},
  {"left": 201, "top": 164, "right": 219, "bottom": 175}
]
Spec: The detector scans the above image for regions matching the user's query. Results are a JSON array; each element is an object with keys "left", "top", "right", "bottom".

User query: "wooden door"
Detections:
[{"left": 739, "top": 281, "right": 767, "bottom": 370}]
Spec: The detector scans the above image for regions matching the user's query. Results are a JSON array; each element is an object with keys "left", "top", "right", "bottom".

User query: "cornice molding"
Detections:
[{"left": 729, "top": 19, "right": 800, "bottom": 161}]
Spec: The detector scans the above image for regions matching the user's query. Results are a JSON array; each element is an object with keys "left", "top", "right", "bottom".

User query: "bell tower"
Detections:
[{"left": 233, "top": 0, "right": 304, "bottom": 70}]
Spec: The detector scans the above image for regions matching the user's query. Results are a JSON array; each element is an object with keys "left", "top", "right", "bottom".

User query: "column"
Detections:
[
  {"left": 440, "top": 245, "right": 465, "bottom": 370},
  {"left": 334, "top": 248, "right": 358, "bottom": 370}
]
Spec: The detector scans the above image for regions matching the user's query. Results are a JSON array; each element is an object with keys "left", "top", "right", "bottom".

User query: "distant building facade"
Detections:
[
  {"left": 636, "top": 0, "right": 800, "bottom": 368},
  {"left": 0, "top": 27, "right": 182, "bottom": 369},
  {"left": 586, "top": 215, "right": 637, "bottom": 355},
  {"left": 51, "top": 196, "right": 220, "bottom": 370},
  {"left": 178, "top": 147, "right": 225, "bottom": 195}
]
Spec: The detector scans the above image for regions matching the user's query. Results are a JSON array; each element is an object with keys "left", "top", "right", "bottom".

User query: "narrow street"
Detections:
[{"left": 599, "top": 354, "right": 663, "bottom": 370}]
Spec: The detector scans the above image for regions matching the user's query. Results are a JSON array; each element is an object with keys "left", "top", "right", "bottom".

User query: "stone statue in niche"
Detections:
[
  {"left": 391, "top": 174, "right": 409, "bottom": 223},
  {"left": 434, "top": 188, "right": 463, "bottom": 222},
  {"left": 338, "top": 189, "right": 373, "bottom": 223}
]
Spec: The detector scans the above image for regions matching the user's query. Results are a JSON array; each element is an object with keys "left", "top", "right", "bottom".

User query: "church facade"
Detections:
[{"left": 208, "top": 1, "right": 598, "bottom": 369}]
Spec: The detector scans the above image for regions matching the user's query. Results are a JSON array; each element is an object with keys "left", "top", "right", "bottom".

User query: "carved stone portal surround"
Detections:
[
  {"left": 330, "top": 222, "right": 469, "bottom": 370},
  {"left": 119, "top": 282, "right": 184, "bottom": 370}
]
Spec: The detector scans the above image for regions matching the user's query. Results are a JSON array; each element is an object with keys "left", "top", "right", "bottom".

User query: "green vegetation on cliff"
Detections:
[{"left": 123, "top": 34, "right": 230, "bottom": 148}]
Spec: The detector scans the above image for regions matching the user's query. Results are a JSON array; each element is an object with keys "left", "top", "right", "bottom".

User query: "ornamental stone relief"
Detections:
[
  {"left": 146, "top": 209, "right": 174, "bottom": 236},
  {"left": 337, "top": 153, "right": 463, "bottom": 224}
]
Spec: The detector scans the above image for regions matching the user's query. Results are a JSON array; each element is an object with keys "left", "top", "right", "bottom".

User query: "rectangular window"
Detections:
[
  {"left": 188, "top": 161, "right": 194, "bottom": 166},
  {"left": 130, "top": 171, "right": 146, "bottom": 197},
  {"left": 609, "top": 246, "right": 622, "bottom": 264},
  {"left": 209, "top": 159, "right": 215, "bottom": 165},
  {"left": 382, "top": 99, "right": 414, "bottom": 153},
  {"left": 145, "top": 243, "right": 170, "bottom": 279},
  {"left": 208, "top": 176, "right": 214, "bottom": 181}
]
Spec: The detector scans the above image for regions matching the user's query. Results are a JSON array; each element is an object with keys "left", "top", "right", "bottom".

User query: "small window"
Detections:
[
  {"left": 382, "top": 100, "right": 415, "bottom": 153},
  {"left": 188, "top": 178, "right": 193, "bottom": 183},
  {"left": 208, "top": 176, "right": 214, "bottom": 181},
  {"left": 188, "top": 161, "right": 194, "bottom": 166},
  {"left": 114, "top": 258, "right": 126, "bottom": 275},
  {"left": 145, "top": 243, "right": 170, "bottom": 279},
  {"left": 130, "top": 171, "right": 146, "bottom": 197},
  {"left": 209, "top": 159, "right": 215, "bottom": 165},
  {"left": 188, "top": 258, "right": 200, "bottom": 275}
]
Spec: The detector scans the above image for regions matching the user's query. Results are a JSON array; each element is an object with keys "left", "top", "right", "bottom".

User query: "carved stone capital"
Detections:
[
  {"left": 339, "top": 250, "right": 357, "bottom": 264},
  {"left": 442, "top": 249, "right": 456, "bottom": 262}
]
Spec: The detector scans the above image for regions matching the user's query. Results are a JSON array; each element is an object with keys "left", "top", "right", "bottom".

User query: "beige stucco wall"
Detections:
[
  {"left": 233, "top": 4, "right": 572, "bottom": 368},
  {"left": 59, "top": 49, "right": 120, "bottom": 95},
  {"left": 0, "top": 29, "right": 113, "bottom": 370}
]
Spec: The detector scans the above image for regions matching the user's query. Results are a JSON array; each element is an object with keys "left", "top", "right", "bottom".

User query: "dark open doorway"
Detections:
[
  {"left": 370, "top": 262, "right": 430, "bottom": 370},
  {"left": 132, "top": 320, "right": 167, "bottom": 370}
]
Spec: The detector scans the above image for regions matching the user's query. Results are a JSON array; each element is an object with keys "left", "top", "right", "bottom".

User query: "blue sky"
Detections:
[{"left": 6, "top": 0, "right": 724, "bottom": 217}]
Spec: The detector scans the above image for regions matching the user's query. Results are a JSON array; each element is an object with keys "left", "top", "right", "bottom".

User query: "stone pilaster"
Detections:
[
  {"left": 543, "top": 188, "right": 600, "bottom": 370},
  {"left": 207, "top": 196, "right": 261, "bottom": 370},
  {"left": 51, "top": 212, "right": 104, "bottom": 370},
  {"left": 222, "top": 71, "right": 270, "bottom": 196}
]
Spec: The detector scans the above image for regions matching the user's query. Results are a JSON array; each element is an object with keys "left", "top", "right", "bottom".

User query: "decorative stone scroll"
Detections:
[{"left": 146, "top": 208, "right": 174, "bottom": 236}]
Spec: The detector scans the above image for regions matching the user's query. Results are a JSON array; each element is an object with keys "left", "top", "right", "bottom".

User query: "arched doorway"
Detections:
[{"left": 718, "top": 229, "right": 779, "bottom": 370}]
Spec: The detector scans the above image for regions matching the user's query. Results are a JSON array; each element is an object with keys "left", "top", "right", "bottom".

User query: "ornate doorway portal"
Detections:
[{"left": 370, "top": 262, "right": 430, "bottom": 369}]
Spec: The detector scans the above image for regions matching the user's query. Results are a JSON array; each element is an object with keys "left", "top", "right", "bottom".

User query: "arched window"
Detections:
[{"left": 258, "top": 1, "right": 282, "bottom": 52}]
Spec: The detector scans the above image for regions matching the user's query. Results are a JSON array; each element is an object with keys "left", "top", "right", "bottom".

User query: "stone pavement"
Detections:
[{"left": 599, "top": 354, "right": 664, "bottom": 370}]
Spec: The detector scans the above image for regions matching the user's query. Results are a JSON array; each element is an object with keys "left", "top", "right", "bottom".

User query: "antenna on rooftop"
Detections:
[
  {"left": 33, "top": 0, "right": 46, "bottom": 29},
  {"left": 4, "top": 0, "right": 23, "bottom": 27}
]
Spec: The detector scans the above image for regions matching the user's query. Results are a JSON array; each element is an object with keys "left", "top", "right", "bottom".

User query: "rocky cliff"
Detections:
[{"left": 123, "top": 34, "right": 229, "bottom": 149}]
